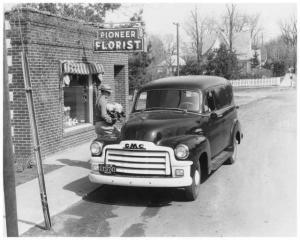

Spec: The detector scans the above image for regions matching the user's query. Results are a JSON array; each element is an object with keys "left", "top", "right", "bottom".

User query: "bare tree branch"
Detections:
[
  {"left": 280, "top": 15, "right": 297, "bottom": 47},
  {"left": 221, "top": 4, "right": 262, "bottom": 51},
  {"left": 184, "top": 6, "right": 216, "bottom": 63}
]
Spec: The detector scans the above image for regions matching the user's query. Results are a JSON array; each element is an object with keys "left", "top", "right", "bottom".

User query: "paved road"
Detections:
[{"left": 24, "top": 88, "right": 297, "bottom": 237}]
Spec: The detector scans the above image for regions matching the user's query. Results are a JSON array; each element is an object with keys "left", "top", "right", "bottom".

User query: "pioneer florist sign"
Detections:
[{"left": 93, "top": 27, "right": 145, "bottom": 52}]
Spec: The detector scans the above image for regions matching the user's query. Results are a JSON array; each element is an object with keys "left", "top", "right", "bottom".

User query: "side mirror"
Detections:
[{"left": 210, "top": 112, "right": 218, "bottom": 120}]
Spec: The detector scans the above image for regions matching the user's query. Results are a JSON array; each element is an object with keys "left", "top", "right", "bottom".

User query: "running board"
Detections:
[{"left": 211, "top": 150, "right": 233, "bottom": 170}]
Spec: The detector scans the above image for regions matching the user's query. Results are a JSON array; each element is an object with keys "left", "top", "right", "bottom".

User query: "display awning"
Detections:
[{"left": 62, "top": 61, "right": 105, "bottom": 75}]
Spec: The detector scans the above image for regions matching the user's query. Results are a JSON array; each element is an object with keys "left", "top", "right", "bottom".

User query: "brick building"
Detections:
[{"left": 5, "top": 8, "right": 129, "bottom": 170}]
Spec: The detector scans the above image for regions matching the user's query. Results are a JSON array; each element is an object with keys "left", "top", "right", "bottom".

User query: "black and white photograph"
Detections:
[{"left": 1, "top": 0, "right": 299, "bottom": 237}]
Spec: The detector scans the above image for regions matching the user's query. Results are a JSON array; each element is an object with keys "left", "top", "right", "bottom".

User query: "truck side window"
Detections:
[
  {"left": 225, "top": 84, "right": 233, "bottom": 105},
  {"left": 205, "top": 91, "right": 215, "bottom": 112},
  {"left": 213, "top": 85, "right": 228, "bottom": 109}
]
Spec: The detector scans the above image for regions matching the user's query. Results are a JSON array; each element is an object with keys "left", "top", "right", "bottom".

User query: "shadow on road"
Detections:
[
  {"left": 57, "top": 159, "right": 90, "bottom": 169},
  {"left": 83, "top": 185, "right": 189, "bottom": 207},
  {"left": 63, "top": 176, "right": 97, "bottom": 197}
]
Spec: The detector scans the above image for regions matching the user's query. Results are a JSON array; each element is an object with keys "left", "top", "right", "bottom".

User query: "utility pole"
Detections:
[
  {"left": 173, "top": 22, "right": 180, "bottom": 76},
  {"left": 3, "top": 19, "right": 19, "bottom": 237},
  {"left": 16, "top": 7, "right": 51, "bottom": 229},
  {"left": 21, "top": 52, "right": 52, "bottom": 230}
]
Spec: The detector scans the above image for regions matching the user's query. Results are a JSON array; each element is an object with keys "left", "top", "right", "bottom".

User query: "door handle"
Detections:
[{"left": 194, "top": 128, "right": 204, "bottom": 135}]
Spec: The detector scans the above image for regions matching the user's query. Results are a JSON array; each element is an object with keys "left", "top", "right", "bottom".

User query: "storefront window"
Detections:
[{"left": 63, "top": 75, "right": 91, "bottom": 129}]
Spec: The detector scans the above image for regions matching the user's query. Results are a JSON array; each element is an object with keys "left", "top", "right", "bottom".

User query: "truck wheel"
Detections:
[
  {"left": 227, "top": 138, "right": 238, "bottom": 164},
  {"left": 185, "top": 160, "right": 201, "bottom": 201}
]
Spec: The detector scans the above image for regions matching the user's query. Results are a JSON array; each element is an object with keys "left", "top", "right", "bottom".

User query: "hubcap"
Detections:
[{"left": 194, "top": 170, "right": 200, "bottom": 186}]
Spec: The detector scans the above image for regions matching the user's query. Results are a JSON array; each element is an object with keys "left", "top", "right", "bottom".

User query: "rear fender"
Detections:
[{"left": 230, "top": 119, "right": 242, "bottom": 146}]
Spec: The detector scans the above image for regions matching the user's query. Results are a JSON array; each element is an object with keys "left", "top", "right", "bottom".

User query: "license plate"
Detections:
[{"left": 99, "top": 164, "right": 116, "bottom": 175}]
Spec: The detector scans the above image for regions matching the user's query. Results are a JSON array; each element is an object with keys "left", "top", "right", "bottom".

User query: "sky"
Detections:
[
  {"left": 105, "top": 2, "right": 297, "bottom": 43},
  {"left": 2, "top": 1, "right": 297, "bottom": 43}
]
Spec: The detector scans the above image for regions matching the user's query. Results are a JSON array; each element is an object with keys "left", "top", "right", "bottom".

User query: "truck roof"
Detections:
[{"left": 140, "top": 75, "right": 229, "bottom": 91}]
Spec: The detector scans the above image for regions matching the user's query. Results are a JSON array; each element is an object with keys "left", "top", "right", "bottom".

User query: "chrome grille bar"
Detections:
[{"left": 106, "top": 148, "right": 171, "bottom": 176}]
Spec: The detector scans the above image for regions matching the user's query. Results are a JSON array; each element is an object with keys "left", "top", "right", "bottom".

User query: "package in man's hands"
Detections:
[{"left": 106, "top": 102, "right": 126, "bottom": 122}]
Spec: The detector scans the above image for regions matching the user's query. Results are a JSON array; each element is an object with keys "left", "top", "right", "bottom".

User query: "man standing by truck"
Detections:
[{"left": 95, "top": 84, "right": 116, "bottom": 138}]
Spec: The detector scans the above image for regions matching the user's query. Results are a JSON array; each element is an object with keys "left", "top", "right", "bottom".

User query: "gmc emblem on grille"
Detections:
[{"left": 124, "top": 143, "right": 146, "bottom": 150}]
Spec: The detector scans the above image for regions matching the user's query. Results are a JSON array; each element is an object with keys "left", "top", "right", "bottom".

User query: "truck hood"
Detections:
[{"left": 121, "top": 110, "right": 200, "bottom": 144}]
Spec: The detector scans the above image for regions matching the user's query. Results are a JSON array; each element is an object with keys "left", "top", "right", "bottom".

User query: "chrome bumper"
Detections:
[{"left": 89, "top": 169, "right": 192, "bottom": 188}]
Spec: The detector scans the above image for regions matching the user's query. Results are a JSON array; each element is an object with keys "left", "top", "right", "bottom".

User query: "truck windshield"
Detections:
[{"left": 134, "top": 89, "right": 202, "bottom": 113}]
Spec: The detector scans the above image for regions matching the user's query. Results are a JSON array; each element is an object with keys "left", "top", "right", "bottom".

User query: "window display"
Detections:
[{"left": 63, "top": 75, "right": 90, "bottom": 129}]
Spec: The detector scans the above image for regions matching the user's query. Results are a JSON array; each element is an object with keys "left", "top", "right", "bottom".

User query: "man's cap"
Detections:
[{"left": 100, "top": 84, "right": 112, "bottom": 93}]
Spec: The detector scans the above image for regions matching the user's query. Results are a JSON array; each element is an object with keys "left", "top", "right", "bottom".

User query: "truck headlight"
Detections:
[
  {"left": 90, "top": 142, "right": 103, "bottom": 155},
  {"left": 174, "top": 144, "right": 189, "bottom": 159}
]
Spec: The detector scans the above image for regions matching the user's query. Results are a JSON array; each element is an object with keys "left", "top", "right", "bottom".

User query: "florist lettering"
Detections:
[{"left": 94, "top": 28, "right": 144, "bottom": 52}]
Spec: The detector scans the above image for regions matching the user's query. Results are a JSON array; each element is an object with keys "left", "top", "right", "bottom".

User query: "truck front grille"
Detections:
[{"left": 105, "top": 149, "right": 171, "bottom": 176}]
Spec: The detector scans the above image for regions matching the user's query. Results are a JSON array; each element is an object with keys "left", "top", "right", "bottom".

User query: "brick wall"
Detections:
[{"left": 5, "top": 8, "right": 129, "bottom": 169}]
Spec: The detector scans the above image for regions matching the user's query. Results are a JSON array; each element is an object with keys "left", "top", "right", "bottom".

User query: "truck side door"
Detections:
[
  {"left": 221, "top": 84, "right": 237, "bottom": 148},
  {"left": 201, "top": 89, "right": 225, "bottom": 158}
]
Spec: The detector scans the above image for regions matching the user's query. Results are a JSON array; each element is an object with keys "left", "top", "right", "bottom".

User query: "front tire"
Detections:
[
  {"left": 185, "top": 160, "right": 201, "bottom": 201},
  {"left": 227, "top": 138, "right": 238, "bottom": 164}
]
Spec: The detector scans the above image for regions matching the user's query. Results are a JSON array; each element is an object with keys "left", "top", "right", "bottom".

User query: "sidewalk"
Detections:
[{"left": 15, "top": 141, "right": 100, "bottom": 235}]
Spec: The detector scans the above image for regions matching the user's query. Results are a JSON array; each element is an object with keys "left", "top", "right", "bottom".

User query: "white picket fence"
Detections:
[{"left": 230, "top": 77, "right": 281, "bottom": 88}]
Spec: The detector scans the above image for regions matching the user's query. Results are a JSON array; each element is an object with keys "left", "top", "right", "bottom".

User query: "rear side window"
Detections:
[
  {"left": 225, "top": 84, "right": 233, "bottom": 105},
  {"left": 213, "top": 85, "right": 233, "bottom": 109}
]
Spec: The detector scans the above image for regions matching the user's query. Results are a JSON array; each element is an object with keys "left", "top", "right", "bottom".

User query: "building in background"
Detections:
[
  {"left": 157, "top": 55, "right": 186, "bottom": 76},
  {"left": 202, "top": 30, "right": 256, "bottom": 73},
  {"left": 5, "top": 8, "right": 129, "bottom": 170}
]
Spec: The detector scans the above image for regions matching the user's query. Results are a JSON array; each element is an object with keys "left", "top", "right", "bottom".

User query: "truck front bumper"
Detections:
[
  {"left": 89, "top": 140, "right": 194, "bottom": 188},
  {"left": 89, "top": 165, "right": 192, "bottom": 188}
]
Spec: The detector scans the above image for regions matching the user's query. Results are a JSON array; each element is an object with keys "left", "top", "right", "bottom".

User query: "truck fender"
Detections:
[
  {"left": 194, "top": 138, "right": 212, "bottom": 176},
  {"left": 230, "top": 119, "right": 242, "bottom": 147},
  {"left": 158, "top": 135, "right": 211, "bottom": 177}
]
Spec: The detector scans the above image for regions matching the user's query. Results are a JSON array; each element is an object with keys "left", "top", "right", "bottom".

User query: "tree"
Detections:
[
  {"left": 221, "top": 4, "right": 237, "bottom": 52},
  {"left": 128, "top": 9, "right": 154, "bottom": 93},
  {"left": 185, "top": 6, "right": 216, "bottom": 63},
  {"left": 279, "top": 15, "right": 297, "bottom": 71},
  {"left": 162, "top": 34, "right": 177, "bottom": 58},
  {"left": 20, "top": 3, "right": 121, "bottom": 23},
  {"left": 220, "top": 4, "right": 261, "bottom": 52},
  {"left": 280, "top": 15, "right": 297, "bottom": 47},
  {"left": 180, "top": 59, "right": 204, "bottom": 75},
  {"left": 129, "top": 8, "right": 143, "bottom": 22},
  {"left": 264, "top": 36, "right": 296, "bottom": 75},
  {"left": 248, "top": 13, "right": 262, "bottom": 47},
  {"left": 156, "top": 34, "right": 177, "bottom": 72},
  {"left": 147, "top": 35, "right": 165, "bottom": 65},
  {"left": 128, "top": 48, "right": 152, "bottom": 94},
  {"left": 204, "top": 43, "right": 239, "bottom": 79},
  {"left": 251, "top": 51, "right": 260, "bottom": 68}
]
